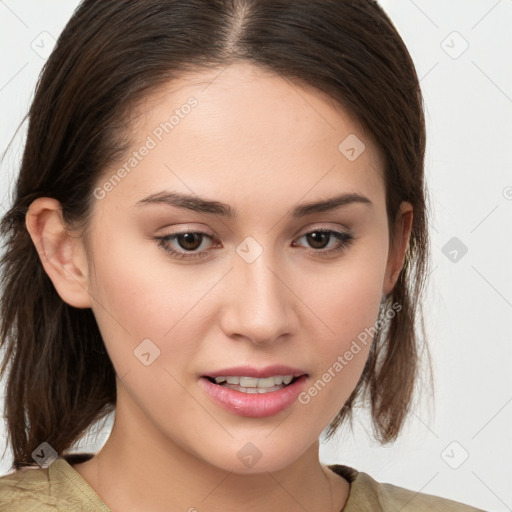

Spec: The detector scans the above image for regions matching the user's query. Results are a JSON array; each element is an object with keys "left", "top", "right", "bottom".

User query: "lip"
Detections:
[
  {"left": 202, "top": 365, "right": 307, "bottom": 379},
  {"left": 199, "top": 366, "right": 308, "bottom": 418}
]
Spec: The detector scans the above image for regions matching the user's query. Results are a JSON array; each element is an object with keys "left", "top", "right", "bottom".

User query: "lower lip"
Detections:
[{"left": 199, "top": 376, "right": 308, "bottom": 418}]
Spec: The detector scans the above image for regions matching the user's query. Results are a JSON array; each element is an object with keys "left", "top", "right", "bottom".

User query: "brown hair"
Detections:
[{"left": 1, "top": 0, "right": 432, "bottom": 470}]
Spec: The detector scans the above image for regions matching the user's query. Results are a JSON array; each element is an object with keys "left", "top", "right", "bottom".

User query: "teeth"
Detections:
[
  {"left": 282, "top": 375, "right": 293, "bottom": 385},
  {"left": 240, "top": 376, "right": 259, "bottom": 387},
  {"left": 213, "top": 375, "right": 295, "bottom": 388}
]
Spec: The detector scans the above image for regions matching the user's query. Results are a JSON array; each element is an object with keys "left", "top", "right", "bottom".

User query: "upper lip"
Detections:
[{"left": 203, "top": 365, "right": 308, "bottom": 379}]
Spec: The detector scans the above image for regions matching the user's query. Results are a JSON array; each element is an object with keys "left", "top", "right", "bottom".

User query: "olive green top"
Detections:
[{"left": 0, "top": 453, "right": 485, "bottom": 511}]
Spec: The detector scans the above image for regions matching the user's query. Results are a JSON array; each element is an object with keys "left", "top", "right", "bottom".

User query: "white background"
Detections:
[{"left": 0, "top": 1, "right": 511, "bottom": 511}]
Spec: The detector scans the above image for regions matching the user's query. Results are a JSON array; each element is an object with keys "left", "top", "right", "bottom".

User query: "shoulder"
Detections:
[
  {"left": 0, "top": 457, "right": 110, "bottom": 511},
  {"left": 0, "top": 463, "right": 68, "bottom": 511},
  {"left": 328, "top": 465, "right": 486, "bottom": 512}
]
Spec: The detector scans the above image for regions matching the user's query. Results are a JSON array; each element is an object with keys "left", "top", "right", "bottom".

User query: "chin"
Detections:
[{"left": 195, "top": 435, "right": 314, "bottom": 475}]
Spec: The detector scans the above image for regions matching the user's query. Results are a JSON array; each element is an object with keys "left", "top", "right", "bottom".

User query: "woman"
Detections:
[{"left": 0, "top": 1, "right": 484, "bottom": 510}]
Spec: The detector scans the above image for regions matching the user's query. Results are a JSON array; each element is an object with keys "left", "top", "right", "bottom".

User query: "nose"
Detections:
[{"left": 219, "top": 250, "right": 299, "bottom": 345}]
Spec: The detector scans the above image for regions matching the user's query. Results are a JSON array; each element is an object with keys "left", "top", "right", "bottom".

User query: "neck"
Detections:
[{"left": 72, "top": 390, "right": 350, "bottom": 512}]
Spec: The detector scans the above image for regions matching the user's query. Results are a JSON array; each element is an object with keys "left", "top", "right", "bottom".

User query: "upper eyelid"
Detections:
[{"left": 158, "top": 223, "right": 351, "bottom": 238}]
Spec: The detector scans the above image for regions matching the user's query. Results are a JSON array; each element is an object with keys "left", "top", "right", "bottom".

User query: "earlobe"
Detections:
[
  {"left": 25, "top": 197, "right": 93, "bottom": 309},
  {"left": 383, "top": 202, "right": 413, "bottom": 297}
]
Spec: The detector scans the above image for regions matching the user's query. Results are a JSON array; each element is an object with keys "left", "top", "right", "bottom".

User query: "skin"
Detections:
[{"left": 26, "top": 62, "right": 412, "bottom": 512}]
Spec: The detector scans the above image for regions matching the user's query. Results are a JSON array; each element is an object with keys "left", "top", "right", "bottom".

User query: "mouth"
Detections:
[
  {"left": 199, "top": 366, "right": 309, "bottom": 417},
  {"left": 204, "top": 374, "right": 302, "bottom": 394}
]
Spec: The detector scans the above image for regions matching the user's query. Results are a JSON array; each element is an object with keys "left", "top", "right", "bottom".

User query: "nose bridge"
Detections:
[{"left": 222, "top": 241, "right": 296, "bottom": 343}]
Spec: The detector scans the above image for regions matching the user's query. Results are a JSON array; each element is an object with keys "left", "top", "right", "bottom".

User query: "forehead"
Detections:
[{"left": 102, "top": 62, "right": 385, "bottom": 214}]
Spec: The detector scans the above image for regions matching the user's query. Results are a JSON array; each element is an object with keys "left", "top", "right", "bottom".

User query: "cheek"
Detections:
[
  {"left": 90, "top": 220, "right": 207, "bottom": 323},
  {"left": 295, "top": 249, "right": 387, "bottom": 412},
  {"left": 303, "top": 247, "right": 387, "bottom": 344},
  {"left": 86, "top": 227, "right": 211, "bottom": 372}
]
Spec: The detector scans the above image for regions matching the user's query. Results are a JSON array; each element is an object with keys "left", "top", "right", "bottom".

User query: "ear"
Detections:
[
  {"left": 382, "top": 201, "right": 413, "bottom": 297},
  {"left": 25, "top": 197, "right": 93, "bottom": 308}
]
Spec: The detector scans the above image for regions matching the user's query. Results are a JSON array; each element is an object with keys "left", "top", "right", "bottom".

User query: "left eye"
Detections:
[
  {"left": 155, "top": 228, "right": 354, "bottom": 261},
  {"left": 294, "top": 229, "right": 354, "bottom": 252},
  {"left": 155, "top": 232, "right": 214, "bottom": 260}
]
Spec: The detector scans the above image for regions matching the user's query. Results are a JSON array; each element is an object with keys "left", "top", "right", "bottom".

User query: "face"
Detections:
[{"left": 42, "top": 62, "right": 411, "bottom": 474}]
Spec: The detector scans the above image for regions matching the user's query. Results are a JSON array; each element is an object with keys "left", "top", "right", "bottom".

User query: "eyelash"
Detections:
[{"left": 154, "top": 228, "right": 355, "bottom": 261}]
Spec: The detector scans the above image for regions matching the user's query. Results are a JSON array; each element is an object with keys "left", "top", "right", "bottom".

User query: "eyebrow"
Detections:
[{"left": 134, "top": 190, "right": 372, "bottom": 217}]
